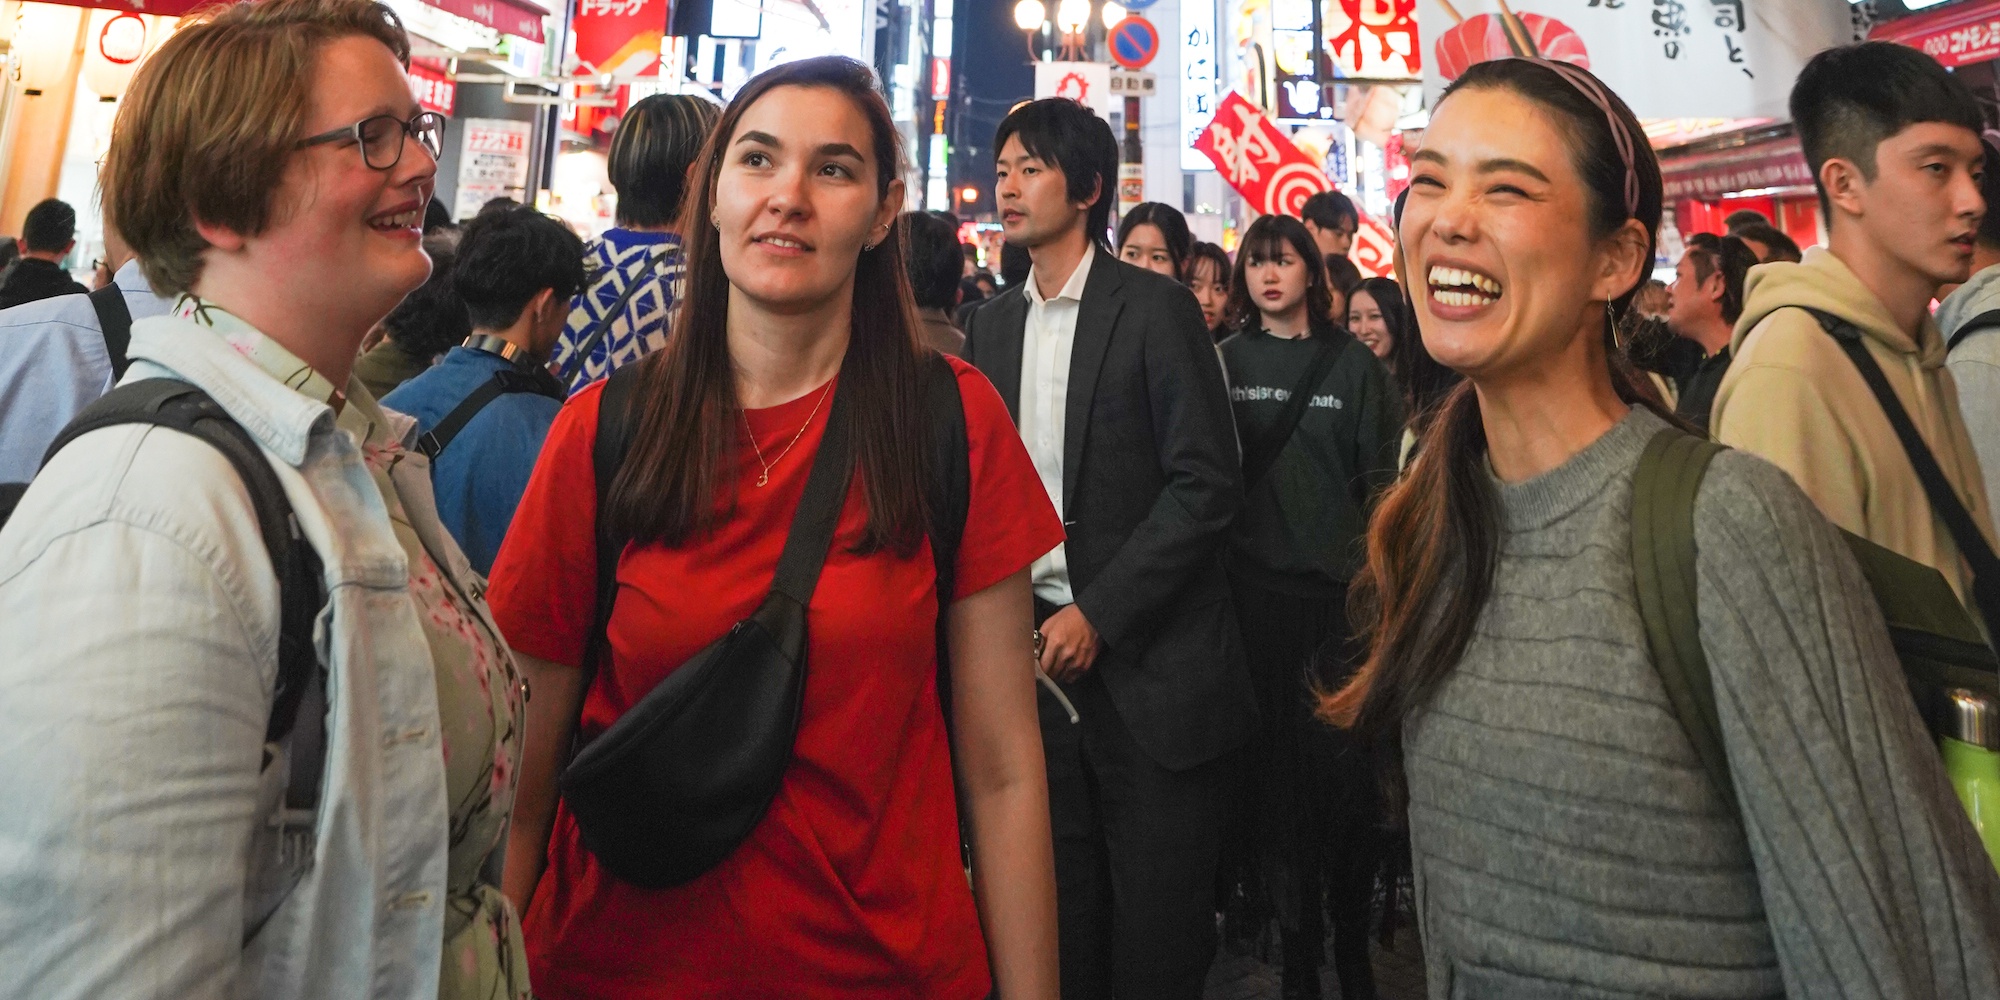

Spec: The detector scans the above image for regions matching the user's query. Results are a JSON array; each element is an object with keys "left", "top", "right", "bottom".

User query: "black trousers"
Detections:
[
  {"left": 1037, "top": 599, "right": 1229, "bottom": 1000},
  {"left": 1223, "top": 575, "right": 1379, "bottom": 999}
]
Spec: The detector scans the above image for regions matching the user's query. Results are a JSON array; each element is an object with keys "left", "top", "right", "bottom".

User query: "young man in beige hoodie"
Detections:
[{"left": 1711, "top": 41, "right": 1996, "bottom": 602}]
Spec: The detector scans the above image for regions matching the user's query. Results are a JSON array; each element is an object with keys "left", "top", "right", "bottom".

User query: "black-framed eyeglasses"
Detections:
[{"left": 297, "top": 111, "right": 447, "bottom": 170}]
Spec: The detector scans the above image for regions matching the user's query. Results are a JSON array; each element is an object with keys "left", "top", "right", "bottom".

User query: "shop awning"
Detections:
[
  {"left": 1660, "top": 134, "right": 1814, "bottom": 202},
  {"left": 1871, "top": 0, "right": 2000, "bottom": 70},
  {"left": 423, "top": 0, "right": 546, "bottom": 43}
]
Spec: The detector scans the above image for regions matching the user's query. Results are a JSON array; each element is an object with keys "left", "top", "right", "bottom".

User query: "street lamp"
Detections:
[
  {"left": 1012, "top": 0, "right": 1045, "bottom": 31},
  {"left": 1013, "top": 0, "right": 1048, "bottom": 62},
  {"left": 1055, "top": 0, "right": 1088, "bottom": 35},
  {"left": 959, "top": 185, "right": 980, "bottom": 204},
  {"left": 1054, "top": 0, "right": 1089, "bottom": 59},
  {"left": 1101, "top": 2, "right": 1125, "bottom": 29}
]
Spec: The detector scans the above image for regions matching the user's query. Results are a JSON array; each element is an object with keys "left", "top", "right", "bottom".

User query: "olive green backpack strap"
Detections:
[{"left": 1631, "top": 428, "right": 1740, "bottom": 814}]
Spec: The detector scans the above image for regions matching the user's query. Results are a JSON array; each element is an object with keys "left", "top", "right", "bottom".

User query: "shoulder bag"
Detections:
[
  {"left": 1240, "top": 334, "right": 1340, "bottom": 489},
  {"left": 563, "top": 354, "right": 971, "bottom": 888}
]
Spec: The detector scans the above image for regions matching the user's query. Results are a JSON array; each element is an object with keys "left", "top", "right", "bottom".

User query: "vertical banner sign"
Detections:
[
  {"left": 572, "top": 0, "right": 666, "bottom": 78},
  {"left": 1416, "top": 1, "right": 1851, "bottom": 120},
  {"left": 1181, "top": 0, "right": 1218, "bottom": 171},
  {"left": 1193, "top": 91, "right": 1332, "bottom": 217},
  {"left": 454, "top": 119, "right": 534, "bottom": 222}
]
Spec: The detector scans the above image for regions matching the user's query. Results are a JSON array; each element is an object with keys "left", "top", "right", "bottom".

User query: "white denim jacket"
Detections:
[{"left": 0, "top": 309, "right": 449, "bottom": 1000}]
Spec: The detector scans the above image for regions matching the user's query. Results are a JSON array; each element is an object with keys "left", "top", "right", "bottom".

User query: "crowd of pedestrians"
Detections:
[{"left": 1, "top": 1, "right": 1999, "bottom": 998}]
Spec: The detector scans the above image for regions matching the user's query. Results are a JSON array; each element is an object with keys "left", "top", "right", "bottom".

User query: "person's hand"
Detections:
[{"left": 1037, "top": 605, "right": 1100, "bottom": 683}]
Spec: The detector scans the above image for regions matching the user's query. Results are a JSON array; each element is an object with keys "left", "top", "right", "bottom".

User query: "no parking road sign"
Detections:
[{"left": 1109, "top": 16, "right": 1159, "bottom": 71}]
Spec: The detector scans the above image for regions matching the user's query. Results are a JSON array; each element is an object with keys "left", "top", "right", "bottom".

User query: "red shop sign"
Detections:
[
  {"left": 1660, "top": 136, "right": 1814, "bottom": 202},
  {"left": 410, "top": 62, "right": 456, "bottom": 116},
  {"left": 1872, "top": 0, "right": 2000, "bottom": 70}
]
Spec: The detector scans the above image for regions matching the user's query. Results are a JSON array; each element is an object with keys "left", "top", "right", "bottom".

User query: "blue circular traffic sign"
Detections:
[{"left": 1109, "top": 16, "right": 1159, "bottom": 71}]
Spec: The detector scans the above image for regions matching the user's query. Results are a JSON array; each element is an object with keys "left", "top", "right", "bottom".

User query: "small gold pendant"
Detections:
[{"left": 757, "top": 471, "right": 770, "bottom": 487}]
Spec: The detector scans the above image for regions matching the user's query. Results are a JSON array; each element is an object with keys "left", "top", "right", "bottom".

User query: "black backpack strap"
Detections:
[
  {"left": 559, "top": 248, "right": 670, "bottom": 387},
  {"left": 1804, "top": 307, "right": 2000, "bottom": 643},
  {"left": 1630, "top": 428, "right": 1738, "bottom": 814},
  {"left": 41, "top": 380, "right": 326, "bottom": 755},
  {"left": 415, "top": 368, "right": 566, "bottom": 459},
  {"left": 1947, "top": 308, "right": 2000, "bottom": 353},
  {"left": 923, "top": 354, "right": 971, "bottom": 730},
  {"left": 1241, "top": 335, "right": 1340, "bottom": 489},
  {"left": 576, "top": 362, "right": 647, "bottom": 737},
  {"left": 89, "top": 284, "right": 134, "bottom": 381}
]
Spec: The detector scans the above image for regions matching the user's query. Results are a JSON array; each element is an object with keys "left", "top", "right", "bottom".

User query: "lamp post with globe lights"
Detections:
[{"left": 1014, "top": 1, "right": 1048, "bottom": 62}]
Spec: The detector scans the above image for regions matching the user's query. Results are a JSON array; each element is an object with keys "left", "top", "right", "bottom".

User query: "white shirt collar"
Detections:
[{"left": 1025, "top": 242, "right": 1095, "bottom": 308}]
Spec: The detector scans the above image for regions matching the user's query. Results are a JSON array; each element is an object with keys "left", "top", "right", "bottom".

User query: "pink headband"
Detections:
[{"left": 1507, "top": 57, "right": 1640, "bottom": 219}]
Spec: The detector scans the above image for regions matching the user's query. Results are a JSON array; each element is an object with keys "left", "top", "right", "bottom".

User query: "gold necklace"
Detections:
[{"left": 741, "top": 380, "right": 834, "bottom": 487}]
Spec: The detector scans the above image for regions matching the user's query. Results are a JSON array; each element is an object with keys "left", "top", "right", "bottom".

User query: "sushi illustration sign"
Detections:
[{"left": 1416, "top": 1, "right": 1853, "bottom": 120}]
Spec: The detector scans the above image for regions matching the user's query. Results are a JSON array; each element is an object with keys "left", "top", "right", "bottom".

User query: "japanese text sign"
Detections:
[
  {"left": 1417, "top": 0, "right": 1852, "bottom": 120},
  {"left": 572, "top": 0, "right": 665, "bottom": 78},
  {"left": 1193, "top": 91, "right": 1332, "bottom": 218}
]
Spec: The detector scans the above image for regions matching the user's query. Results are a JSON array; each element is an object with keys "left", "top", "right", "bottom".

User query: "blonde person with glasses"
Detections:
[{"left": 0, "top": 2, "right": 530, "bottom": 998}]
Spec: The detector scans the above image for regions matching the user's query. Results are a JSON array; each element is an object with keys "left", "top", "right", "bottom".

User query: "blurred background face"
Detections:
[
  {"left": 1400, "top": 86, "right": 1614, "bottom": 381},
  {"left": 1666, "top": 251, "right": 1720, "bottom": 335},
  {"left": 1119, "top": 222, "right": 1177, "bottom": 277},
  {"left": 1244, "top": 239, "right": 1310, "bottom": 321},
  {"left": 246, "top": 34, "right": 435, "bottom": 330},
  {"left": 712, "top": 84, "right": 899, "bottom": 316},
  {"left": 1189, "top": 256, "right": 1229, "bottom": 331},
  {"left": 1307, "top": 218, "right": 1355, "bottom": 257},
  {"left": 1349, "top": 287, "right": 1393, "bottom": 358}
]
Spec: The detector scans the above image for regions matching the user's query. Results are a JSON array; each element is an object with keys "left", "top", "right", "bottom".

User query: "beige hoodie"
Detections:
[{"left": 1711, "top": 247, "right": 1996, "bottom": 600}]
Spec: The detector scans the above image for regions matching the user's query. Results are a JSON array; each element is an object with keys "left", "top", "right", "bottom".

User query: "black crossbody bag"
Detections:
[
  {"left": 1241, "top": 334, "right": 1339, "bottom": 488},
  {"left": 558, "top": 377, "right": 857, "bottom": 889}
]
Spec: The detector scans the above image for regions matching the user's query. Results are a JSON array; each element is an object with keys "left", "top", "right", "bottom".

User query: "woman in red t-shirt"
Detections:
[{"left": 487, "top": 56, "right": 1063, "bottom": 1000}]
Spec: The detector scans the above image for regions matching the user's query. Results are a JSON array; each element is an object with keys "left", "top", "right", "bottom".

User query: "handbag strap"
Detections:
[
  {"left": 1242, "top": 333, "right": 1340, "bottom": 489},
  {"left": 560, "top": 246, "right": 669, "bottom": 386},
  {"left": 1803, "top": 307, "right": 2000, "bottom": 642},
  {"left": 767, "top": 380, "right": 855, "bottom": 606}
]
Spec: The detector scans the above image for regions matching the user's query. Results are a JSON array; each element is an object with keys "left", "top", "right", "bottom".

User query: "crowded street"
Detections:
[{"left": 4, "top": 1, "right": 2000, "bottom": 998}]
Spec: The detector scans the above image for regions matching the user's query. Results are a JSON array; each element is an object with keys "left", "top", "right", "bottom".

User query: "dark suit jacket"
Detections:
[{"left": 965, "top": 253, "right": 1254, "bottom": 771}]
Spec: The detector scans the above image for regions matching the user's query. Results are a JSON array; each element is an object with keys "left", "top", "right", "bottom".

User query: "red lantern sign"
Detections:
[{"left": 1192, "top": 91, "right": 1331, "bottom": 218}]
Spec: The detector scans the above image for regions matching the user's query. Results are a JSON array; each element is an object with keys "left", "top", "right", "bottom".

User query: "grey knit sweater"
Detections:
[{"left": 1405, "top": 407, "right": 2000, "bottom": 999}]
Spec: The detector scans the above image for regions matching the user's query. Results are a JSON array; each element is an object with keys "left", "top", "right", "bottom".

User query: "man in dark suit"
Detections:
[{"left": 963, "top": 98, "right": 1254, "bottom": 1000}]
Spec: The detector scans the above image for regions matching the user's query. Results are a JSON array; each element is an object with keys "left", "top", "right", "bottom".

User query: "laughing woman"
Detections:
[{"left": 1325, "top": 58, "right": 2000, "bottom": 998}]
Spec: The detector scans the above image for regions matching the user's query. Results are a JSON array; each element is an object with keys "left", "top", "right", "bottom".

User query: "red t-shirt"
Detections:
[{"left": 487, "top": 356, "right": 1062, "bottom": 999}]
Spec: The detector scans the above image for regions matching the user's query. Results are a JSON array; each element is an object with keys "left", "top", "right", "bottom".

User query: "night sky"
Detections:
[{"left": 949, "top": 0, "right": 1036, "bottom": 216}]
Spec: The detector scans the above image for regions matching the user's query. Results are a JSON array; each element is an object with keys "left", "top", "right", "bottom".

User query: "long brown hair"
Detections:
[
  {"left": 601, "top": 56, "right": 931, "bottom": 555},
  {"left": 1322, "top": 60, "right": 1665, "bottom": 766}
]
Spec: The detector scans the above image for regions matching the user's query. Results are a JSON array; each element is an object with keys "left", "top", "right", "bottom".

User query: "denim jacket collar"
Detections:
[{"left": 125, "top": 307, "right": 335, "bottom": 467}]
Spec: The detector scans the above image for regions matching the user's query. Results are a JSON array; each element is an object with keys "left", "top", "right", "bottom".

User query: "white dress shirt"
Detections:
[{"left": 1019, "top": 243, "right": 1096, "bottom": 605}]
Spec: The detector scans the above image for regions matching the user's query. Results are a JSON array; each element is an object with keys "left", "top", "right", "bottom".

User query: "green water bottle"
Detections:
[{"left": 1941, "top": 688, "right": 2000, "bottom": 872}]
